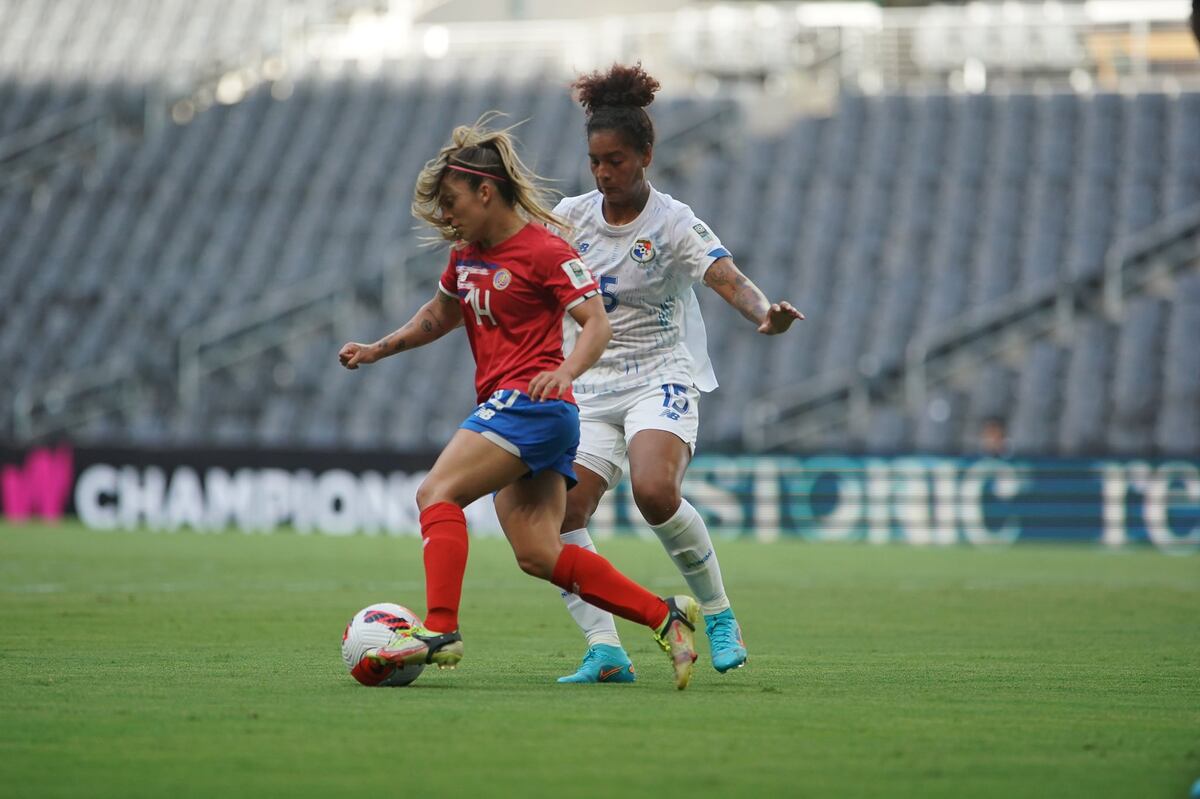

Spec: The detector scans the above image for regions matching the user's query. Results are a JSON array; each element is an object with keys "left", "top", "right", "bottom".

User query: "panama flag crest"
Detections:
[{"left": 630, "top": 238, "right": 655, "bottom": 264}]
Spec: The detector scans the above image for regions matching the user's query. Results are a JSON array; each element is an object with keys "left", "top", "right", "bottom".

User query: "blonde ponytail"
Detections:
[{"left": 413, "top": 112, "right": 569, "bottom": 242}]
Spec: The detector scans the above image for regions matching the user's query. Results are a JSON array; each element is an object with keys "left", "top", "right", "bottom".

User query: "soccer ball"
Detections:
[{"left": 341, "top": 602, "right": 425, "bottom": 687}]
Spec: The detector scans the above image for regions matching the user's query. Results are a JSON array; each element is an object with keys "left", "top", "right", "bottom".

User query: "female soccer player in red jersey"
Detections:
[
  {"left": 338, "top": 116, "right": 702, "bottom": 689},
  {"left": 550, "top": 65, "right": 805, "bottom": 683}
]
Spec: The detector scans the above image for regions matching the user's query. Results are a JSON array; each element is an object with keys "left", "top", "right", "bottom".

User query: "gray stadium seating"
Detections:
[
  {"left": 1107, "top": 298, "right": 1168, "bottom": 453},
  {"left": 1057, "top": 319, "right": 1117, "bottom": 455},
  {"left": 1, "top": 24, "right": 1197, "bottom": 455},
  {"left": 1155, "top": 274, "right": 1200, "bottom": 455},
  {"left": 1009, "top": 341, "right": 1066, "bottom": 455}
]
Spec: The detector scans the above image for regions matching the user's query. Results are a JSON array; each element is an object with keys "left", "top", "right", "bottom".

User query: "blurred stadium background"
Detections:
[
  {"left": 2, "top": 4, "right": 1199, "bottom": 797},
  {"left": 0, "top": 0, "right": 1198, "bottom": 550}
]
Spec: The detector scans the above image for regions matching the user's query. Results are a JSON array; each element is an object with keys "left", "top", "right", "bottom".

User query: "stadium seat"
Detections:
[
  {"left": 914, "top": 389, "right": 966, "bottom": 454},
  {"left": 964, "top": 363, "right": 1016, "bottom": 441},
  {"left": 864, "top": 406, "right": 908, "bottom": 453},
  {"left": 1107, "top": 297, "right": 1167, "bottom": 453},
  {"left": 1058, "top": 319, "right": 1116, "bottom": 455},
  {"left": 1009, "top": 341, "right": 1065, "bottom": 455},
  {"left": 1154, "top": 274, "right": 1200, "bottom": 455}
]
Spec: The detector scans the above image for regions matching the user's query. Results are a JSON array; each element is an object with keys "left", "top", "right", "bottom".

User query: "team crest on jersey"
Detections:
[
  {"left": 576, "top": 242, "right": 591, "bottom": 254},
  {"left": 630, "top": 238, "right": 656, "bottom": 264},
  {"left": 492, "top": 268, "right": 512, "bottom": 290}
]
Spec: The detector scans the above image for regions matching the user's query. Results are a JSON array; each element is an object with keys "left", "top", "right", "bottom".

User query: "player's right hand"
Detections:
[
  {"left": 338, "top": 342, "right": 376, "bottom": 370},
  {"left": 527, "top": 367, "right": 573, "bottom": 401}
]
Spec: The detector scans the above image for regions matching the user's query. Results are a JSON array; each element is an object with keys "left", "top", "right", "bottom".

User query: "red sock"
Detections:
[
  {"left": 551, "top": 544, "right": 669, "bottom": 630},
  {"left": 420, "top": 502, "right": 469, "bottom": 633}
]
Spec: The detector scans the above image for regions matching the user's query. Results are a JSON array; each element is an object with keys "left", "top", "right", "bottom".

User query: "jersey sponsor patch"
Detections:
[
  {"left": 693, "top": 224, "right": 712, "bottom": 242},
  {"left": 561, "top": 258, "right": 593, "bottom": 289},
  {"left": 630, "top": 238, "right": 656, "bottom": 264}
]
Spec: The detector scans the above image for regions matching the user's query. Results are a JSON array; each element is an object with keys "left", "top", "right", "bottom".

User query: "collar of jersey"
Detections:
[{"left": 593, "top": 183, "right": 658, "bottom": 237}]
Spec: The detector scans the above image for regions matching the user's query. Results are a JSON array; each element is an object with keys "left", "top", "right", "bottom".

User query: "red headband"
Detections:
[{"left": 447, "top": 164, "right": 508, "bottom": 183}]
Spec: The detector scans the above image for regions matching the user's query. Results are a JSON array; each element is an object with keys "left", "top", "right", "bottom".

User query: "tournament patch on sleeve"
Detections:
[
  {"left": 560, "top": 258, "right": 594, "bottom": 289},
  {"left": 693, "top": 223, "right": 713, "bottom": 243}
]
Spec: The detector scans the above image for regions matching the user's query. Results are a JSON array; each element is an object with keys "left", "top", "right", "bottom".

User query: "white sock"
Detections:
[
  {"left": 649, "top": 499, "right": 731, "bottom": 616},
  {"left": 558, "top": 528, "right": 621, "bottom": 648}
]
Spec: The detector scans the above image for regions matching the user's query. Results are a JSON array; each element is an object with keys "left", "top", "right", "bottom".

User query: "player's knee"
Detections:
[
  {"left": 561, "top": 493, "right": 598, "bottom": 533},
  {"left": 632, "top": 480, "right": 681, "bottom": 526},
  {"left": 414, "top": 480, "right": 440, "bottom": 511},
  {"left": 515, "top": 548, "right": 557, "bottom": 580},
  {"left": 415, "top": 478, "right": 463, "bottom": 512}
]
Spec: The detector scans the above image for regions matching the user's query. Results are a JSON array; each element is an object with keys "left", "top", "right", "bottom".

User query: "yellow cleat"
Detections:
[
  {"left": 653, "top": 595, "right": 700, "bottom": 690},
  {"left": 376, "top": 626, "right": 464, "bottom": 670}
]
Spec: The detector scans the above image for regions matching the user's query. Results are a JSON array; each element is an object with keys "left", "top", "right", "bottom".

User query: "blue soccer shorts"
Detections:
[{"left": 458, "top": 389, "right": 580, "bottom": 488}]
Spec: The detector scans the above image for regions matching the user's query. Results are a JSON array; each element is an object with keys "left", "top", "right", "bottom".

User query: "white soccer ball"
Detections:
[{"left": 341, "top": 602, "right": 425, "bottom": 687}]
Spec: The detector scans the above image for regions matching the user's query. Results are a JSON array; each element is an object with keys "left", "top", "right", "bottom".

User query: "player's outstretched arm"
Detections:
[
  {"left": 703, "top": 256, "right": 805, "bottom": 335},
  {"left": 338, "top": 289, "right": 464, "bottom": 370},
  {"left": 528, "top": 295, "right": 611, "bottom": 401}
]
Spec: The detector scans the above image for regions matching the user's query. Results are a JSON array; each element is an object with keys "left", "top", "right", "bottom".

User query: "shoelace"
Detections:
[
  {"left": 706, "top": 617, "right": 742, "bottom": 653},
  {"left": 577, "top": 647, "right": 604, "bottom": 672}
]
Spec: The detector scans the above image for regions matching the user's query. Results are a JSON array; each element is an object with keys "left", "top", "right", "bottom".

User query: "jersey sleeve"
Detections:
[
  {"left": 673, "top": 210, "right": 733, "bottom": 283},
  {"left": 437, "top": 252, "right": 458, "bottom": 299},
  {"left": 541, "top": 235, "right": 599, "bottom": 311},
  {"left": 544, "top": 197, "right": 571, "bottom": 239}
]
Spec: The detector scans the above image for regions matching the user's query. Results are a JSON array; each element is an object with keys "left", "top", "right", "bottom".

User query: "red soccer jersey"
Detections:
[{"left": 438, "top": 224, "right": 598, "bottom": 404}]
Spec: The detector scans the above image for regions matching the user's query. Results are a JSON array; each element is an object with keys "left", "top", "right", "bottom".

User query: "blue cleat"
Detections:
[
  {"left": 705, "top": 609, "right": 747, "bottom": 673},
  {"left": 556, "top": 644, "right": 636, "bottom": 684}
]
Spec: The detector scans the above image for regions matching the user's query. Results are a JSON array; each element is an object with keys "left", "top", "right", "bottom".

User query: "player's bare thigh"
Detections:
[
  {"left": 494, "top": 470, "right": 569, "bottom": 579},
  {"left": 416, "top": 429, "right": 530, "bottom": 511}
]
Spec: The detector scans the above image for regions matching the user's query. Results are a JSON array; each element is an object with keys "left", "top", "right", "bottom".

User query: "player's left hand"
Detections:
[
  {"left": 528, "top": 367, "right": 574, "bottom": 401},
  {"left": 757, "top": 301, "right": 805, "bottom": 335}
]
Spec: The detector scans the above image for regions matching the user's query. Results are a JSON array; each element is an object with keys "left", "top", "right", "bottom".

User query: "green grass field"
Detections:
[{"left": 1, "top": 523, "right": 1197, "bottom": 798}]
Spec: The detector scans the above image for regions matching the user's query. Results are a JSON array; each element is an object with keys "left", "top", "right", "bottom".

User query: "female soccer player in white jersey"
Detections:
[
  {"left": 338, "top": 115, "right": 702, "bottom": 689},
  {"left": 552, "top": 64, "right": 804, "bottom": 683}
]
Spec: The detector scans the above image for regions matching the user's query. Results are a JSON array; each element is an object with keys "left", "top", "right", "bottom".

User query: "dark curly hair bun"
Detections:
[
  {"left": 571, "top": 63, "right": 660, "bottom": 153},
  {"left": 572, "top": 62, "right": 661, "bottom": 114}
]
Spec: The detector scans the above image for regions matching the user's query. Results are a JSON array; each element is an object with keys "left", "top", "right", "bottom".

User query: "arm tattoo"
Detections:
[
  {"left": 708, "top": 260, "right": 769, "bottom": 322},
  {"left": 422, "top": 307, "right": 447, "bottom": 332},
  {"left": 705, "top": 262, "right": 734, "bottom": 288},
  {"left": 733, "top": 274, "right": 767, "bottom": 315}
]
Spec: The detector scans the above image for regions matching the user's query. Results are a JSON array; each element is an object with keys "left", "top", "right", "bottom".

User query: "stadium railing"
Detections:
[
  {"left": 10, "top": 244, "right": 426, "bottom": 442},
  {"left": 11, "top": 361, "right": 146, "bottom": 443},
  {"left": 0, "top": 102, "right": 114, "bottom": 190},
  {"left": 175, "top": 245, "right": 431, "bottom": 416},
  {"left": 742, "top": 201, "right": 1200, "bottom": 453}
]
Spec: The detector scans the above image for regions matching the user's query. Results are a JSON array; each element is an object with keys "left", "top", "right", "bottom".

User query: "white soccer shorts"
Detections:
[{"left": 573, "top": 382, "right": 701, "bottom": 489}]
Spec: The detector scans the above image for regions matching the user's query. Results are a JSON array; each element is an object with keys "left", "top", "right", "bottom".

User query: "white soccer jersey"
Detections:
[{"left": 554, "top": 185, "right": 728, "bottom": 395}]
